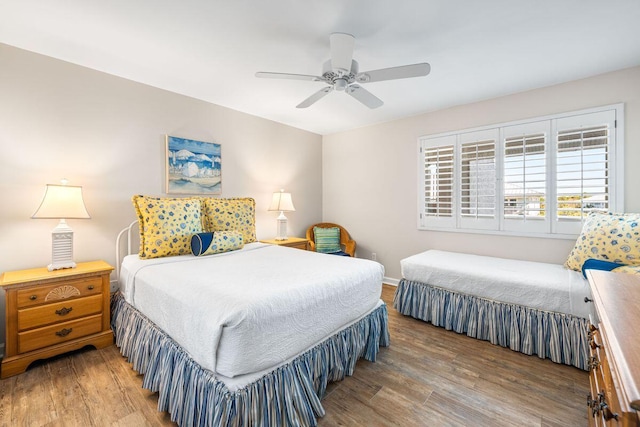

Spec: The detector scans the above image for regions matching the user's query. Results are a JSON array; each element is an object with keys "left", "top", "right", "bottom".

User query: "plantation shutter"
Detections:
[
  {"left": 458, "top": 129, "right": 499, "bottom": 230},
  {"left": 420, "top": 135, "right": 456, "bottom": 229},
  {"left": 502, "top": 122, "right": 550, "bottom": 233},
  {"left": 554, "top": 110, "right": 617, "bottom": 235}
]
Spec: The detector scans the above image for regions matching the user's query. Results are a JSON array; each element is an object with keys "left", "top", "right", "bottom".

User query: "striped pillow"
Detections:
[{"left": 314, "top": 227, "right": 341, "bottom": 253}]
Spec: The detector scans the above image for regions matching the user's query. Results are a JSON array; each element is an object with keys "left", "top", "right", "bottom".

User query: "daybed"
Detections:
[
  {"left": 395, "top": 213, "right": 640, "bottom": 371},
  {"left": 112, "top": 196, "right": 389, "bottom": 426},
  {"left": 394, "top": 250, "right": 591, "bottom": 370}
]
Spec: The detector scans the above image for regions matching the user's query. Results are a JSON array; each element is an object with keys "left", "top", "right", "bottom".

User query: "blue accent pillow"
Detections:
[
  {"left": 191, "top": 231, "right": 244, "bottom": 256},
  {"left": 313, "top": 227, "right": 341, "bottom": 254},
  {"left": 581, "top": 258, "right": 625, "bottom": 279}
]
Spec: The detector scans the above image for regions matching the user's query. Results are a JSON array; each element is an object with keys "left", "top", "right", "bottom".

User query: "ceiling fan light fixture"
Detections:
[{"left": 334, "top": 78, "right": 348, "bottom": 91}]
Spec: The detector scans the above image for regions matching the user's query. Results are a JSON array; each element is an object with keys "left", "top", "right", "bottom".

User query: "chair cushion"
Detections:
[
  {"left": 313, "top": 226, "right": 341, "bottom": 253},
  {"left": 328, "top": 251, "right": 351, "bottom": 257}
]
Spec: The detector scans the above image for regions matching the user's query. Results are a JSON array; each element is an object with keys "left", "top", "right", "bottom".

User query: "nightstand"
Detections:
[
  {"left": 260, "top": 237, "right": 309, "bottom": 250},
  {"left": 0, "top": 260, "right": 114, "bottom": 378}
]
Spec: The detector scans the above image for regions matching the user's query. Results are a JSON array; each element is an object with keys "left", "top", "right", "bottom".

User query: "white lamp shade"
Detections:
[
  {"left": 268, "top": 191, "right": 295, "bottom": 212},
  {"left": 32, "top": 184, "right": 91, "bottom": 219}
]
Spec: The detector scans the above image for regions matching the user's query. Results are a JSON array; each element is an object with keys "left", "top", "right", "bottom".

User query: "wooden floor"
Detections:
[{"left": 0, "top": 285, "right": 589, "bottom": 426}]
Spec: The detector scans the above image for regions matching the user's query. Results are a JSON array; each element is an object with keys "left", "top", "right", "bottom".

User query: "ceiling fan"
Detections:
[{"left": 255, "top": 33, "right": 431, "bottom": 109}]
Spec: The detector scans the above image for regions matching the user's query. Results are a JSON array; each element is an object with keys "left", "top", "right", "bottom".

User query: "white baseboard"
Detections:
[{"left": 383, "top": 277, "right": 400, "bottom": 286}]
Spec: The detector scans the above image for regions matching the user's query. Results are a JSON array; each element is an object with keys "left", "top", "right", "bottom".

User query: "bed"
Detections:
[
  {"left": 112, "top": 196, "right": 389, "bottom": 426},
  {"left": 394, "top": 250, "right": 591, "bottom": 370}
]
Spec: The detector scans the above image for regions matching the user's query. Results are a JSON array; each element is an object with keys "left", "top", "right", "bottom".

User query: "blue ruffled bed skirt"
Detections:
[
  {"left": 111, "top": 293, "right": 390, "bottom": 426},
  {"left": 393, "top": 279, "right": 589, "bottom": 371}
]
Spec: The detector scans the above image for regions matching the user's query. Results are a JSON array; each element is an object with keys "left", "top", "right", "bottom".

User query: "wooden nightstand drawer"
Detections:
[
  {"left": 18, "top": 294, "right": 103, "bottom": 331},
  {"left": 18, "top": 314, "right": 103, "bottom": 354},
  {"left": 260, "top": 237, "right": 309, "bottom": 250},
  {"left": 17, "top": 276, "right": 102, "bottom": 309},
  {"left": 283, "top": 240, "right": 308, "bottom": 250}
]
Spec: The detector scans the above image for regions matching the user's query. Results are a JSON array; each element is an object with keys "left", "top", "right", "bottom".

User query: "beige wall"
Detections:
[
  {"left": 323, "top": 66, "right": 640, "bottom": 282},
  {"left": 0, "top": 44, "right": 323, "bottom": 349}
]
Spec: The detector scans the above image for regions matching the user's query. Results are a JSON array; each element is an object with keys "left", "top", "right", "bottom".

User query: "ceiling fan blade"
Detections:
[
  {"left": 330, "top": 32, "right": 355, "bottom": 74},
  {"left": 346, "top": 84, "right": 383, "bottom": 109},
  {"left": 296, "top": 87, "right": 333, "bottom": 108},
  {"left": 255, "top": 72, "right": 324, "bottom": 82},
  {"left": 356, "top": 63, "right": 431, "bottom": 83}
]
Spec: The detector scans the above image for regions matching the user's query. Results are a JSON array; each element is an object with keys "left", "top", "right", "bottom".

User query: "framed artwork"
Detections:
[{"left": 165, "top": 135, "right": 222, "bottom": 194}]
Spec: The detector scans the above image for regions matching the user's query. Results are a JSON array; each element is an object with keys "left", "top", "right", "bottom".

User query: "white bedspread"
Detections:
[
  {"left": 401, "top": 250, "right": 591, "bottom": 318},
  {"left": 119, "top": 243, "right": 383, "bottom": 377}
]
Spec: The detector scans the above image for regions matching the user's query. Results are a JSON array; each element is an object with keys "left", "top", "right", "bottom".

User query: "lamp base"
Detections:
[
  {"left": 47, "top": 261, "right": 77, "bottom": 272},
  {"left": 275, "top": 211, "right": 288, "bottom": 241},
  {"left": 49, "top": 219, "right": 76, "bottom": 271}
]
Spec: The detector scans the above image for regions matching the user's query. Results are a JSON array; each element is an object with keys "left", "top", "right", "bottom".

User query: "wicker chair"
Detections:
[{"left": 306, "top": 223, "right": 356, "bottom": 257}]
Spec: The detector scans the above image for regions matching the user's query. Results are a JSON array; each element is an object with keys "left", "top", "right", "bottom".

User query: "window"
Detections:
[{"left": 418, "top": 105, "right": 623, "bottom": 238}]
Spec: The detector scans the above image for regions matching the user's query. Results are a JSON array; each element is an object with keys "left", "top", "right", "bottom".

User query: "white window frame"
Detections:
[{"left": 417, "top": 103, "right": 624, "bottom": 239}]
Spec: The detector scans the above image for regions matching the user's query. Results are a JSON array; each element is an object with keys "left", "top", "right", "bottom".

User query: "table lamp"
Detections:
[
  {"left": 32, "top": 180, "right": 91, "bottom": 271},
  {"left": 268, "top": 189, "right": 295, "bottom": 240}
]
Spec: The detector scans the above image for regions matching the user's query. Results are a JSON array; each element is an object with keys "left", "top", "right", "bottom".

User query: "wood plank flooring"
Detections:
[{"left": 0, "top": 285, "right": 589, "bottom": 426}]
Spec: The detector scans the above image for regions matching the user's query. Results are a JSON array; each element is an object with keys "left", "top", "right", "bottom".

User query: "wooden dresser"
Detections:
[
  {"left": 586, "top": 270, "right": 640, "bottom": 426},
  {"left": 1, "top": 260, "right": 114, "bottom": 378}
]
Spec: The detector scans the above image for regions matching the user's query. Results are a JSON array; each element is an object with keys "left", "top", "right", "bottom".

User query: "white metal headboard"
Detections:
[{"left": 115, "top": 220, "right": 139, "bottom": 279}]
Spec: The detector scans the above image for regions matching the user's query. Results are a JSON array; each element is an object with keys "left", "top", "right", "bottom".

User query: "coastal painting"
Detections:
[{"left": 165, "top": 136, "right": 221, "bottom": 194}]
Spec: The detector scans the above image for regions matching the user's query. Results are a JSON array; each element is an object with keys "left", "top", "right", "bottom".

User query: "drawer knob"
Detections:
[
  {"left": 601, "top": 405, "right": 618, "bottom": 421},
  {"left": 597, "top": 393, "right": 619, "bottom": 421},
  {"left": 88, "top": 285, "right": 95, "bottom": 290},
  {"left": 587, "top": 394, "right": 597, "bottom": 415},
  {"left": 584, "top": 296, "right": 593, "bottom": 303},
  {"left": 55, "top": 328, "right": 73, "bottom": 337},
  {"left": 55, "top": 307, "right": 73, "bottom": 316},
  {"left": 587, "top": 393, "right": 600, "bottom": 417},
  {"left": 29, "top": 295, "right": 37, "bottom": 301}
]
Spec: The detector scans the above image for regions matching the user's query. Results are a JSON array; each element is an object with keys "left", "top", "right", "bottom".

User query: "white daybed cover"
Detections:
[
  {"left": 401, "top": 250, "right": 590, "bottom": 318},
  {"left": 119, "top": 243, "right": 383, "bottom": 378}
]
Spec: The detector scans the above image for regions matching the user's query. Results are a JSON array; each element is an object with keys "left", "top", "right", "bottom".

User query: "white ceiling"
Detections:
[{"left": 2, "top": 0, "right": 640, "bottom": 135}]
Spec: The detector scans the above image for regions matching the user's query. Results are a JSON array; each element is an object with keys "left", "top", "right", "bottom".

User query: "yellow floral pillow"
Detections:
[
  {"left": 612, "top": 265, "right": 640, "bottom": 275},
  {"left": 132, "top": 195, "right": 203, "bottom": 259},
  {"left": 565, "top": 212, "right": 640, "bottom": 271},
  {"left": 201, "top": 198, "right": 256, "bottom": 243}
]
